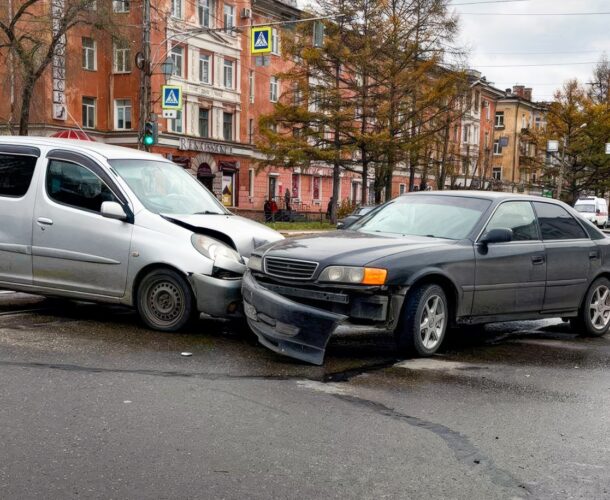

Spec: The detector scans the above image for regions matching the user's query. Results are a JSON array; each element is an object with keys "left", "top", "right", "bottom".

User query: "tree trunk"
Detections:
[
  {"left": 331, "top": 160, "right": 340, "bottom": 224},
  {"left": 361, "top": 157, "right": 368, "bottom": 204},
  {"left": 18, "top": 75, "right": 35, "bottom": 136}
]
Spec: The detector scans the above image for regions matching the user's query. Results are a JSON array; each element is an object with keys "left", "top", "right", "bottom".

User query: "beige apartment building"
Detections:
[{"left": 492, "top": 85, "right": 546, "bottom": 194}]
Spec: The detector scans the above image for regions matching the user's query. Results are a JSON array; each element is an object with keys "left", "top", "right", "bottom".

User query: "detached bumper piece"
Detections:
[
  {"left": 242, "top": 271, "right": 347, "bottom": 365},
  {"left": 188, "top": 273, "right": 242, "bottom": 318}
]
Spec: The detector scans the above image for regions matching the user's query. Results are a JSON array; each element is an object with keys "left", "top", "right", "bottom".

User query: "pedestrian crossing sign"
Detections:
[
  {"left": 162, "top": 85, "right": 182, "bottom": 110},
  {"left": 251, "top": 26, "right": 272, "bottom": 54}
]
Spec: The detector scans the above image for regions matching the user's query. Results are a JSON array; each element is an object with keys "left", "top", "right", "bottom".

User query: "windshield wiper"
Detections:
[{"left": 193, "top": 210, "right": 226, "bottom": 215}]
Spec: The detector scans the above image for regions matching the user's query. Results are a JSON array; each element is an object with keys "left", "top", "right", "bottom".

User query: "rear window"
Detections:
[
  {"left": 0, "top": 153, "right": 37, "bottom": 197},
  {"left": 533, "top": 202, "right": 588, "bottom": 240}
]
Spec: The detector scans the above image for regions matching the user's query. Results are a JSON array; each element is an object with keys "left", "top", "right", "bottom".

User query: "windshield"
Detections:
[
  {"left": 110, "top": 159, "right": 228, "bottom": 215},
  {"left": 575, "top": 204, "right": 596, "bottom": 213},
  {"left": 352, "top": 195, "right": 491, "bottom": 240},
  {"left": 356, "top": 206, "right": 375, "bottom": 216}
]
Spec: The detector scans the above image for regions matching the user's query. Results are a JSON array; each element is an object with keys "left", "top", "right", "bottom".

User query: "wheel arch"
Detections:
[
  {"left": 131, "top": 263, "right": 192, "bottom": 307},
  {"left": 405, "top": 272, "right": 461, "bottom": 326}
]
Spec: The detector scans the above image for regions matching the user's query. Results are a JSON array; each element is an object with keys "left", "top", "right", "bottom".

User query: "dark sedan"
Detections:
[
  {"left": 337, "top": 205, "right": 377, "bottom": 229},
  {"left": 243, "top": 192, "right": 610, "bottom": 365}
]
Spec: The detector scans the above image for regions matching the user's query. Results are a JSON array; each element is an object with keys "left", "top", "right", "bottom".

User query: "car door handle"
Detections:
[
  {"left": 531, "top": 255, "right": 545, "bottom": 265},
  {"left": 36, "top": 217, "right": 53, "bottom": 226},
  {"left": 589, "top": 251, "right": 600, "bottom": 260}
]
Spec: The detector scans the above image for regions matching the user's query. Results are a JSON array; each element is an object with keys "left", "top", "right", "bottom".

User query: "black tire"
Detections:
[
  {"left": 570, "top": 277, "right": 610, "bottom": 338},
  {"left": 136, "top": 269, "right": 196, "bottom": 332},
  {"left": 395, "top": 284, "right": 449, "bottom": 357}
]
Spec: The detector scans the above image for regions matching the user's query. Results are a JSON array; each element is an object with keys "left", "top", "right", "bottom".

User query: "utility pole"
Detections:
[{"left": 139, "top": 0, "right": 151, "bottom": 150}]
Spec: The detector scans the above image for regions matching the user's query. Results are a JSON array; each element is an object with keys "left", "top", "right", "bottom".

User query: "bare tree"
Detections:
[{"left": 0, "top": 0, "right": 118, "bottom": 135}]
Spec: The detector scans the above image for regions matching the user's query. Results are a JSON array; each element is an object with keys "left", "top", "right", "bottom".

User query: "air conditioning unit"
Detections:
[{"left": 241, "top": 8, "right": 251, "bottom": 19}]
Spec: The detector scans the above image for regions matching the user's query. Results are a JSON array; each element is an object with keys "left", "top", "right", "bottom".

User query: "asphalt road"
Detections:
[{"left": 0, "top": 292, "right": 608, "bottom": 499}]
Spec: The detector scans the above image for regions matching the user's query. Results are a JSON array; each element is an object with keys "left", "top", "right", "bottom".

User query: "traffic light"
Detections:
[{"left": 143, "top": 121, "right": 157, "bottom": 146}]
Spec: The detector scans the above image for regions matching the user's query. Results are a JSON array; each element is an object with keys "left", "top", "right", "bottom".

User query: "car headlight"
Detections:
[
  {"left": 248, "top": 254, "right": 263, "bottom": 272},
  {"left": 318, "top": 266, "right": 387, "bottom": 285},
  {"left": 191, "top": 234, "right": 241, "bottom": 263}
]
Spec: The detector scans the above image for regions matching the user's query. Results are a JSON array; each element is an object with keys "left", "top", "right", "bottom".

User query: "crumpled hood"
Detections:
[
  {"left": 259, "top": 230, "right": 453, "bottom": 267},
  {"left": 163, "top": 214, "right": 283, "bottom": 258}
]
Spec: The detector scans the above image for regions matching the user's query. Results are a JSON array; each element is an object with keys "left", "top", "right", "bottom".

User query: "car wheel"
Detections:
[
  {"left": 137, "top": 269, "right": 196, "bottom": 332},
  {"left": 570, "top": 278, "right": 610, "bottom": 337},
  {"left": 395, "top": 284, "right": 448, "bottom": 357}
]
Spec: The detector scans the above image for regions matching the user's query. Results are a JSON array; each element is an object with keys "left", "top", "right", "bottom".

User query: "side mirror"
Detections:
[
  {"left": 480, "top": 228, "right": 513, "bottom": 245},
  {"left": 101, "top": 201, "right": 128, "bottom": 221}
]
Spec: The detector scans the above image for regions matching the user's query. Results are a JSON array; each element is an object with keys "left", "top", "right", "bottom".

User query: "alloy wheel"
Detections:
[
  {"left": 589, "top": 285, "right": 610, "bottom": 330},
  {"left": 420, "top": 295, "right": 446, "bottom": 350}
]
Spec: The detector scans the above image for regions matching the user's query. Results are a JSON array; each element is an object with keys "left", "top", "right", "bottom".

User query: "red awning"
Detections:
[{"left": 50, "top": 129, "right": 96, "bottom": 141}]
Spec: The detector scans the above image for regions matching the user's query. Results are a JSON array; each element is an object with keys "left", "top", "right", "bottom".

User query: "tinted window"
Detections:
[
  {"left": 484, "top": 201, "right": 538, "bottom": 241},
  {"left": 353, "top": 195, "right": 491, "bottom": 240},
  {"left": 533, "top": 202, "right": 587, "bottom": 240},
  {"left": 0, "top": 154, "right": 37, "bottom": 197},
  {"left": 46, "top": 160, "right": 117, "bottom": 212}
]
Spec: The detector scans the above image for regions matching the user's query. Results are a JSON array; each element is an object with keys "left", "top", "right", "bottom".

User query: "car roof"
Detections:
[
  {"left": 399, "top": 190, "right": 563, "bottom": 204},
  {"left": 0, "top": 136, "right": 168, "bottom": 162}
]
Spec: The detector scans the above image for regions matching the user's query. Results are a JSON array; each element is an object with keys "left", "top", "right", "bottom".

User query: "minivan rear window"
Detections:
[{"left": 0, "top": 154, "right": 37, "bottom": 197}]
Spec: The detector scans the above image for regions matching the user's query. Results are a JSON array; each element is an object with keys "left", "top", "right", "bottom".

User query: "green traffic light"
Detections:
[{"left": 143, "top": 135, "right": 154, "bottom": 146}]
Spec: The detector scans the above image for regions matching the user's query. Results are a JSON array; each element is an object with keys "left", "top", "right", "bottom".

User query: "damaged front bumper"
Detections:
[
  {"left": 188, "top": 273, "right": 242, "bottom": 318},
  {"left": 242, "top": 271, "right": 346, "bottom": 365}
]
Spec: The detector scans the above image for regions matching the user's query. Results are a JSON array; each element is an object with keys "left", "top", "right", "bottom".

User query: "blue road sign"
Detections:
[
  {"left": 251, "top": 27, "right": 272, "bottom": 54},
  {"left": 162, "top": 85, "right": 182, "bottom": 110}
]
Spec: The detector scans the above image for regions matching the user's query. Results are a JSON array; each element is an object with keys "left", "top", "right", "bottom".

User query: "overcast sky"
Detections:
[{"left": 299, "top": 0, "right": 609, "bottom": 102}]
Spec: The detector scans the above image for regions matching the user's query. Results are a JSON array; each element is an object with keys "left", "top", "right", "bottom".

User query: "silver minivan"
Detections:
[{"left": 0, "top": 137, "right": 282, "bottom": 330}]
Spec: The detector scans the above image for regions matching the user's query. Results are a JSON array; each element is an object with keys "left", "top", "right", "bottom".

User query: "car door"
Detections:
[
  {"left": 532, "top": 201, "right": 598, "bottom": 312},
  {"left": 0, "top": 145, "right": 41, "bottom": 286},
  {"left": 473, "top": 201, "right": 546, "bottom": 316},
  {"left": 32, "top": 151, "right": 134, "bottom": 298}
]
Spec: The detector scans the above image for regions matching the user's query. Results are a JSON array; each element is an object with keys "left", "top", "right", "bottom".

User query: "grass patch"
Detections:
[{"left": 265, "top": 221, "right": 335, "bottom": 231}]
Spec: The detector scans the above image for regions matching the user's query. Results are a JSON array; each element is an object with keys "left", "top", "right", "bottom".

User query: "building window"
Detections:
[
  {"left": 198, "top": 108, "right": 209, "bottom": 138},
  {"left": 485, "top": 101, "right": 490, "bottom": 120},
  {"left": 223, "top": 4, "right": 235, "bottom": 31},
  {"left": 113, "top": 40, "right": 131, "bottom": 73},
  {"left": 249, "top": 70, "right": 255, "bottom": 103},
  {"left": 535, "top": 115, "right": 543, "bottom": 129},
  {"left": 171, "top": 0, "right": 182, "bottom": 18},
  {"left": 82, "top": 38, "right": 96, "bottom": 71},
  {"left": 199, "top": 0, "right": 213, "bottom": 27},
  {"left": 170, "top": 46, "right": 184, "bottom": 78},
  {"left": 223, "top": 112, "right": 233, "bottom": 141},
  {"left": 462, "top": 124, "right": 470, "bottom": 144},
  {"left": 271, "top": 28, "right": 280, "bottom": 55},
  {"left": 495, "top": 111, "right": 504, "bottom": 128},
  {"left": 248, "top": 168, "right": 255, "bottom": 198},
  {"left": 169, "top": 110, "right": 183, "bottom": 133},
  {"left": 399, "top": 184, "right": 406, "bottom": 195},
  {"left": 474, "top": 90, "right": 480, "bottom": 112},
  {"left": 113, "top": 0, "right": 130, "bottom": 12},
  {"left": 473, "top": 125, "right": 479, "bottom": 145},
  {"left": 521, "top": 113, "right": 527, "bottom": 129},
  {"left": 492, "top": 167, "right": 502, "bottom": 180},
  {"left": 493, "top": 140, "right": 502, "bottom": 155},
  {"left": 114, "top": 99, "right": 132, "bottom": 130},
  {"left": 223, "top": 59, "right": 234, "bottom": 89},
  {"left": 82, "top": 97, "right": 96, "bottom": 129},
  {"left": 199, "top": 53, "right": 211, "bottom": 84},
  {"left": 248, "top": 118, "right": 254, "bottom": 144},
  {"left": 270, "top": 76, "right": 279, "bottom": 102},
  {"left": 313, "top": 176, "right": 321, "bottom": 201},
  {"left": 291, "top": 173, "right": 300, "bottom": 198}
]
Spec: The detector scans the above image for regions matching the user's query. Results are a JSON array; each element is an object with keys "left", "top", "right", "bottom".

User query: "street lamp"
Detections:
[{"left": 160, "top": 58, "right": 174, "bottom": 80}]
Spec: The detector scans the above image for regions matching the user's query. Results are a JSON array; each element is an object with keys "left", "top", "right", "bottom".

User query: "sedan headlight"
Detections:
[
  {"left": 191, "top": 234, "right": 241, "bottom": 263},
  {"left": 248, "top": 254, "right": 263, "bottom": 272},
  {"left": 319, "top": 266, "right": 387, "bottom": 285}
]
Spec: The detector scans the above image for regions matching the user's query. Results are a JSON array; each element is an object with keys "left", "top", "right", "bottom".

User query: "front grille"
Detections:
[{"left": 264, "top": 256, "right": 318, "bottom": 280}]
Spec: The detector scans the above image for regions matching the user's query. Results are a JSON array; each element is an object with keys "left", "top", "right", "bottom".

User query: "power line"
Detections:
[
  {"left": 478, "top": 61, "right": 599, "bottom": 68},
  {"left": 476, "top": 50, "right": 605, "bottom": 55},
  {"left": 460, "top": 11, "right": 610, "bottom": 15},
  {"left": 451, "top": 0, "right": 529, "bottom": 4}
]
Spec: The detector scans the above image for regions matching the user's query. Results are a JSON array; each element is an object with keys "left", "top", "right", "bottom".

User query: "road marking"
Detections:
[
  {"left": 296, "top": 380, "right": 350, "bottom": 395},
  {"left": 394, "top": 358, "right": 474, "bottom": 371}
]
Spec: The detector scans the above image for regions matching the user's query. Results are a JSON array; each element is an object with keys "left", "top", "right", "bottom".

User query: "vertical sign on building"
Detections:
[{"left": 51, "top": 0, "right": 67, "bottom": 121}]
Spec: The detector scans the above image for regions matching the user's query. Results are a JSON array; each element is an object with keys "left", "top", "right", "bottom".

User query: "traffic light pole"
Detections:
[{"left": 139, "top": 0, "right": 152, "bottom": 151}]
